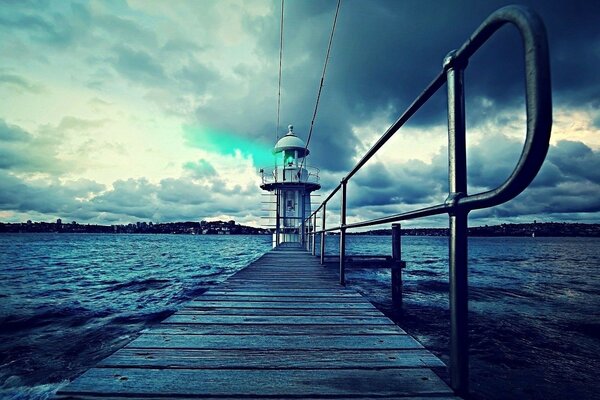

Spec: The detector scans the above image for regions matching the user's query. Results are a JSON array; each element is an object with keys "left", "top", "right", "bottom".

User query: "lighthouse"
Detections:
[{"left": 260, "top": 125, "right": 321, "bottom": 246}]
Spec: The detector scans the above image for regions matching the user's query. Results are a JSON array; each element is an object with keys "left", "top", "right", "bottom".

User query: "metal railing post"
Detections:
[
  {"left": 304, "top": 218, "right": 310, "bottom": 251},
  {"left": 275, "top": 189, "right": 280, "bottom": 246},
  {"left": 445, "top": 50, "right": 469, "bottom": 397},
  {"left": 312, "top": 213, "right": 317, "bottom": 255},
  {"left": 391, "top": 223, "right": 403, "bottom": 307},
  {"left": 339, "top": 180, "right": 347, "bottom": 285},
  {"left": 320, "top": 204, "right": 326, "bottom": 265}
]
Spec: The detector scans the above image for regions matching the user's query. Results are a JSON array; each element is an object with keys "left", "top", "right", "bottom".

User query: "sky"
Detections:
[{"left": 0, "top": 0, "right": 598, "bottom": 228}]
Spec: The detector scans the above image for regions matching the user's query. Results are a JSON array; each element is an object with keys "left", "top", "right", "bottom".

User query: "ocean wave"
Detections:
[
  {"left": 0, "top": 380, "right": 68, "bottom": 400},
  {"left": 0, "top": 306, "right": 112, "bottom": 333},
  {"left": 110, "top": 309, "right": 174, "bottom": 325},
  {"left": 105, "top": 278, "right": 171, "bottom": 292}
]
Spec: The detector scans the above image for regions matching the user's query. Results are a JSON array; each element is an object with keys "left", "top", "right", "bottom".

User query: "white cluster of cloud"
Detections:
[{"left": 0, "top": 0, "right": 598, "bottom": 227}]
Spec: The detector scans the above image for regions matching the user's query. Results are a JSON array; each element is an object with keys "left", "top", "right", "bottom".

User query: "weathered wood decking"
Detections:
[{"left": 56, "top": 243, "right": 457, "bottom": 399}]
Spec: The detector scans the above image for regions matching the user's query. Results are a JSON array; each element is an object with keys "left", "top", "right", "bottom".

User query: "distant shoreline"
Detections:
[
  {"left": 0, "top": 220, "right": 269, "bottom": 235},
  {"left": 346, "top": 222, "right": 600, "bottom": 237},
  {"left": 1, "top": 221, "right": 599, "bottom": 237}
]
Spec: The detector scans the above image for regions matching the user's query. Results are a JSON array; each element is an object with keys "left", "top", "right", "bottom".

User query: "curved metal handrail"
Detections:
[
  {"left": 453, "top": 5, "right": 552, "bottom": 211},
  {"left": 302, "top": 5, "right": 552, "bottom": 397}
]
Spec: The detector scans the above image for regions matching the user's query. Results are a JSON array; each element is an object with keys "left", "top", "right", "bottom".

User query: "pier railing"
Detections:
[{"left": 303, "top": 5, "right": 551, "bottom": 396}]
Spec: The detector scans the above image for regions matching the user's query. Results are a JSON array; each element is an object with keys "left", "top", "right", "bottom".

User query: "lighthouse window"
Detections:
[
  {"left": 287, "top": 199, "right": 294, "bottom": 211},
  {"left": 284, "top": 150, "right": 295, "bottom": 166}
]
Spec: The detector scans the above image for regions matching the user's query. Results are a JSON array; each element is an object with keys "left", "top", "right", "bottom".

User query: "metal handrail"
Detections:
[{"left": 303, "top": 5, "right": 551, "bottom": 397}]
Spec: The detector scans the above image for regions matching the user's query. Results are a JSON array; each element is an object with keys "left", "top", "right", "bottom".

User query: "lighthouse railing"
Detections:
[
  {"left": 302, "top": 5, "right": 551, "bottom": 397},
  {"left": 259, "top": 165, "right": 320, "bottom": 185}
]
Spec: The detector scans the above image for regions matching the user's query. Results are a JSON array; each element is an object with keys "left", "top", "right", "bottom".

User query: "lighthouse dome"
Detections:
[{"left": 273, "top": 125, "right": 310, "bottom": 157}]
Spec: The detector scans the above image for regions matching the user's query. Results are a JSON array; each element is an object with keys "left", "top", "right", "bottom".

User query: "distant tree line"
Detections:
[{"left": 0, "top": 219, "right": 270, "bottom": 235}]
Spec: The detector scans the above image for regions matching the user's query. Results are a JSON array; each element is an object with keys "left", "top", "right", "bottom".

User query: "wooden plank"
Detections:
[
  {"left": 195, "top": 295, "right": 367, "bottom": 303},
  {"left": 143, "top": 324, "right": 407, "bottom": 336},
  {"left": 205, "top": 290, "right": 362, "bottom": 297},
  {"left": 126, "top": 334, "right": 423, "bottom": 350},
  {"left": 99, "top": 348, "right": 446, "bottom": 369},
  {"left": 57, "top": 368, "right": 453, "bottom": 397},
  {"left": 177, "top": 308, "right": 383, "bottom": 316},
  {"left": 185, "top": 301, "right": 377, "bottom": 309},
  {"left": 163, "top": 314, "right": 395, "bottom": 325},
  {"left": 56, "top": 396, "right": 459, "bottom": 400}
]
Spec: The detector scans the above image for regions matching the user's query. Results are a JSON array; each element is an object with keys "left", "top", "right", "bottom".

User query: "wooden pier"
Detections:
[{"left": 56, "top": 243, "right": 457, "bottom": 399}]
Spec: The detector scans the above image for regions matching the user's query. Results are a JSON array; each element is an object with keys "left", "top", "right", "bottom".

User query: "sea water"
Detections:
[{"left": 0, "top": 233, "right": 598, "bottom": 399}]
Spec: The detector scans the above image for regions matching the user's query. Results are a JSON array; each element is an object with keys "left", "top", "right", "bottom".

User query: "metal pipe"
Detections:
[
  {"left": 343, "top": 203, "right": 449, "bottom": 230},
  {"left": 323, "top": 184, "right": 341, "bottom": 205},
  {"left": 275, "top": 188, "right": 280, "bottom": 246},
  {"left": 301, "top": 193, "right": 306, "bottom": 247},
  {"left": 312, "top": 213, "right": 317, "bottom": 255},
  {"left": 305, "top": 220, "right": 309, "bottom": 251},
  {"left": 445, "top": 50, "right": 469, "bottom": 396},
  {"left": 343, "top": 72, "right": 446, "bottom": 184},
  {"left": 339, "top": 180, "right": 347, "bottom": 285},
  {"left": 307, "top": 215, "right": 311, "bottom": 253},
  {"left": 320, "top": 203, "right": 326, "bottom": 265}
]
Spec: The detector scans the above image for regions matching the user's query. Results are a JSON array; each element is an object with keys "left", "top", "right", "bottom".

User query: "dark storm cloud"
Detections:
[
  {"left": 547, "top": 140, "right": 600, "bottom": 185},
  {"left": 349, "top": 160, "right": 445, "bottom": 207},
  {"left": 344, "top": 134, "right": 600, "bottom": 221},
  {"left": 238, "top": 0, "right": 599, "bottom": 172}
]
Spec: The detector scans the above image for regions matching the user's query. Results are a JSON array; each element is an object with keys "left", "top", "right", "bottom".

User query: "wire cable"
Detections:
[
  {"left": 276, "top": 0, "right": 285, "bottom": 141},
  {"left": 300, "top": 0, "right": 341, "bottom": 172}
]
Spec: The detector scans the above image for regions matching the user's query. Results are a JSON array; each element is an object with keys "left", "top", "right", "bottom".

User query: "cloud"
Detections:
[
  {"left": 183, "top": 159, "right": 217, "bottom": 180},
  {"left": 547, "top": 140, "right": 600, "bottom": 185},
  {"left": 0, "top": 164, "right": 263, "bottom": 225},
  {"left": 111, "top": 45, "right": 166, "bottom": 83},
  {"left": 0, "top": 119, "right": 66, "bottom": 173},
  {"left": 0, "top": 71, "right": 43, "bottom": 93},
  {"left": 56, "top": 116, "right": 108, "bottom": 131},
  {"left": 174, "top": 63, "right": 220, "bottom": 93},
  {"left": 0, "top": 170, "right": 105, "bottom": 216},
  {"left": 334, "top": 133, "right": 600, "bottom": 225}
]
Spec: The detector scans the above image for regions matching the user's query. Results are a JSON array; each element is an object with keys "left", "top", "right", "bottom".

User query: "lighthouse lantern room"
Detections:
[{"left": 260, "top": 125, "right": 321, "bottom": 246}]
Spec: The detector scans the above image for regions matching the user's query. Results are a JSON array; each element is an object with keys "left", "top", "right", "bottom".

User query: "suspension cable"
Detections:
[
  {"left": 300, "top": 0, "right": 341, "bottom": 171},
  {"left": 275, "top": 0, "right": 285, "bottom": 141}
]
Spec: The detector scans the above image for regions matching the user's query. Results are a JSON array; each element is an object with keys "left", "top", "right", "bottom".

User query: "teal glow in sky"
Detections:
[
  {"left": 184, "top": 126, "right": 274, "bottom": 167},
  {"left": 0, "top": 0, "right": 599, "bottom": 227}
]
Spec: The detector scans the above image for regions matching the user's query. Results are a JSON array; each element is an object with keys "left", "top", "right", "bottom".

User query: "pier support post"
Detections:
[
  {"left": 312, "top": 213, "right": 317, "bottom": 256},
  {"left": 391, "top": 223, "right": 403, "bottom": 307},
  {"left": 320, "top": 204, "right": 326, "bottom": 265},
  {"left": 339, "top": 180, "right": 347, "bottom": 286},
  {"left": 445, "top": 50, "right": 469, "bottom": 397}
]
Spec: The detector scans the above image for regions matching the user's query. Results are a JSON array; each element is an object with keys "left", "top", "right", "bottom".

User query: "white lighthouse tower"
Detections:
[{"left": 260, "top": 125, "right": 320, "bottom": 246}]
